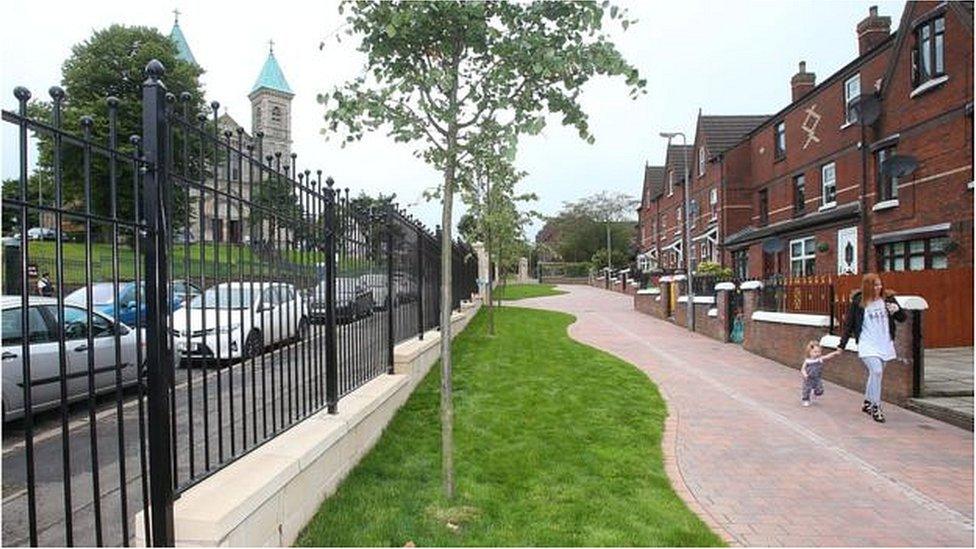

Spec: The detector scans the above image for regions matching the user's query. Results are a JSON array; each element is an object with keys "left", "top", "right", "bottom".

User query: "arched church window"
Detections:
[{"left": 271, "top": 106, "right": 282, "bottom": 124}]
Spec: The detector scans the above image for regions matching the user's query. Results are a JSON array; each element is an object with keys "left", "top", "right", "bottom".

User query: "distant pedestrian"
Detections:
[
  {"left": 37, "top": 272, "right": 53, "bottom": 297},
  {"left": 800, "top": 340, "right": 841, "bottom": 406},
  {"left": 838, "top": 272, "right": 906, "bottom": 423}
]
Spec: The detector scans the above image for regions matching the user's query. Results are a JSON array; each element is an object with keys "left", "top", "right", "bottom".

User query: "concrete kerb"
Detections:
[{"left": 135, "top": 299, "right": 482, "bottom": 547}]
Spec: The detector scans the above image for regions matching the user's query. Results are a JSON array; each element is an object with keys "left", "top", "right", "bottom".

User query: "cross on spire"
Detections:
[
  {"left": 268, "top": 39, "right": 275, "bottom": 54},
  {"left": 173, "top": 8, "right": 180, "bottom": 24}
]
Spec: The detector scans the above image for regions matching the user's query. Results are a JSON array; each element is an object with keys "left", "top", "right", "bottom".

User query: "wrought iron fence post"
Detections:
[
  {"left": 141, "top": 59, "right": 175, "bottom": 547},
  {"left": 324, "top": 178, "right": 339, "bottom": 414},
  {"left": 416, "top": 223, "right": 424, "bottom": 340},
  {"left": 386, "top": 204, "right": 395, "bottom": 373}
]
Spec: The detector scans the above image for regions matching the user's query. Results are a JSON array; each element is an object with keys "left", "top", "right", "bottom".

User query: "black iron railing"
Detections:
[{"left": 0, "top": 62, "right": 477, "bottom": 548}]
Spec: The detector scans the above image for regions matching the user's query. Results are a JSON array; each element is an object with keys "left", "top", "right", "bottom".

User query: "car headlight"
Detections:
[{"left": 217, "top": 323, "right": 241, "bottom": 334}]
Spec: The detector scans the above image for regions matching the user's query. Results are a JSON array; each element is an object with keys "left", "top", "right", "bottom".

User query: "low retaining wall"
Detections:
[
  {"left": 634, "top": 289, "right": 666, "bottom": 319},
  {"left": 135, "top": 301, "right": 481, "bottom": 547},
  {"left": 741, "top": 289, "right": 924, "bottom": 405},
  {"left": 631, "top": 279, "right": 926, "bottom": 405}
]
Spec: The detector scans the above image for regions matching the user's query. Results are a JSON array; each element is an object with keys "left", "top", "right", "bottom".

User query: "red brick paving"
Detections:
[{"left": 517, "top": 285, "right": 973, "bottom": 547}]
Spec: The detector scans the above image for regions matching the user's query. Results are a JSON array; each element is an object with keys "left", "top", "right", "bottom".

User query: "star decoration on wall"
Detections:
[{"left": 801, "top": 105, "right": 822, "bottom": 150}]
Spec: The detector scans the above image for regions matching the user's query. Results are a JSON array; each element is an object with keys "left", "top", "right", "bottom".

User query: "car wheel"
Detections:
[
  {"left": 297, "top": 317, "right": 309, "bottom": 341},
  {"left": 243, "top": 330, "right": 263, "bottom": 359}
]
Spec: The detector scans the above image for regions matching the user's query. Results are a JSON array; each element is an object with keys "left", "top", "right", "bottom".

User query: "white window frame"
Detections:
[
  {"left": 789, "top": 236, "right": 816, "bottom": 277},
  {"left": 668, "top": 170, "right": 674, "bottom": 196},
  {"left": 690, "top": 200, "right": 697, "bottom": 229},
  {"left": 709, "top": 188, "right": 718, "bottom": 218},
  {"left": 698, "top": 146, "right": 706, "bottom": 177},
  {"left": 675, "top": 206, "right": 682, "bottom": 233},
  {"left": 844, "top": 73, "right": 861, "bottom": 124},
  {"left": 821, "top": 162, "right": 837, "bottom": 208}
]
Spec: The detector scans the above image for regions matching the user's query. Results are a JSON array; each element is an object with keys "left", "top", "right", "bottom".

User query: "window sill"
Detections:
[
  {"left": 910, "top": 75, "right": 949, "bottom": 99},
  {"left": 872, "top": 199, "right": 899, "bottom": 212},
  {"left": 818, "top": 202, "right": 837, "bottom": 212},
  {"left": 774, "top": 154, "right": 786, "bottom": 163},
  {"left": 839, "top": 120, "right": 856, "bottom": 131}
]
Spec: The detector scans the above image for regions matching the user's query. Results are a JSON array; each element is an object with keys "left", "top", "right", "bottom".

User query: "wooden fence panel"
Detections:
[{"left": 833, "top": 268, "right": 973, "bottom": 348}]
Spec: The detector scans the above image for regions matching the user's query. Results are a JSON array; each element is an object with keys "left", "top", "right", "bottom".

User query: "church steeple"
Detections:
[
  {"left": 250, "top": 42, "right": 293, "bottom": 96},
  {"left": 168, "top": 9, "right": 197, "bottom": 65},
  {"left": 249, "top": 41, "right": 293, "bottom": 159}
]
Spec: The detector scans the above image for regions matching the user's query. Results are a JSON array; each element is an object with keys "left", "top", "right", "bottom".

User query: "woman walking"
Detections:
[{"left": 838, "top": 273, "right": 906, "bottom": 423}]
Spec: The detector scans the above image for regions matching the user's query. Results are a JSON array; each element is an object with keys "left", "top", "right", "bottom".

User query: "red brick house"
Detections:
[
  {"left": 659, "top": 144, "right": 693, "bottom": 271},
  {"left": 869, "top": 1, "right": 974, "bottom": 273},
  {"left": 721, "top": 3, "right": 972, "bottom": 279},
  {"left": 636, "top": 165, "right": 665, "bottom": 271},
  {"left": 688, "top": 114, "right": 768, "bottom": 273}
]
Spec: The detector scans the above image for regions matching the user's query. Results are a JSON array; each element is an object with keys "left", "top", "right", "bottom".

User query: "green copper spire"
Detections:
[
  {"left": 169, "top": 9, "right": 197, "bottom": 65},
  {"left": 250, "top": 41, "right": 293, "bottom": 96}
]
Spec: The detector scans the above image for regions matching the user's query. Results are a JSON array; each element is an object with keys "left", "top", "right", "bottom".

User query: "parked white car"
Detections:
[
  {"left": 1, "top": 296, "right": 143, "bottom": 422},
  {"left": 171, "top": 282, "right": 308, "bottom": 363},
  {"left": 360, "top": 273, "right": 390, "bottom": 310}
]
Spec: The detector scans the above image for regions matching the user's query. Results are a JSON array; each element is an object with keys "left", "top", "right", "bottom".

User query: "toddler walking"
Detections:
[{"left": 801, "top": 341, "right": 841, "bottom": 406}]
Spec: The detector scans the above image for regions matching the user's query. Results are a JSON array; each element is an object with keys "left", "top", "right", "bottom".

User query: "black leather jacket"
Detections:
[{"left": 838, "top": 291, "right": 907, "bottom": 350}]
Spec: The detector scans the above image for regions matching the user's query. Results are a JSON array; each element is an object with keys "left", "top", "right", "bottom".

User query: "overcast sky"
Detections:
[{"left": 2, "top": 0, "right": 905, "bottom": 239}]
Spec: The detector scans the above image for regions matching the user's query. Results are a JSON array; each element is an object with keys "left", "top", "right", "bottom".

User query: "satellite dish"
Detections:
[
  {"left": 762, "top": 236, "right": 785, "bottom": 254},
  {"left": 881, "top": 155, "right": 919, "bottom": 178},
  {"left": 850, "top": 94, "right": 881, "bottom": 126}
]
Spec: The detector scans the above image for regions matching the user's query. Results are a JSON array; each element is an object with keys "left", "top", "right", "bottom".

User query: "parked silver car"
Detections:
[{"left": 1, "top": 296, "right": 142, "bottom": 422}]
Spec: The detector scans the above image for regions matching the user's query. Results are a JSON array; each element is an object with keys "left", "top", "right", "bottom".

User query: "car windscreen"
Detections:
[{"left": 190, "top": 286, "right": 258, "bottom": 309}]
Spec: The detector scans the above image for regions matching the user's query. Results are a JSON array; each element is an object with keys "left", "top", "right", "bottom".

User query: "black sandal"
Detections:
[
  {"left": 871, "top": 405, "right": 886, "bottom": 423},
  {"left": 862, "top": 400, "right": 872, "bottom": 414}
]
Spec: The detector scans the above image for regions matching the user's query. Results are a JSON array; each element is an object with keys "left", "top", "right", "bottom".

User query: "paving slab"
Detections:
[{"left": 516, "top": 285, "right": 973, "bottom": 547}]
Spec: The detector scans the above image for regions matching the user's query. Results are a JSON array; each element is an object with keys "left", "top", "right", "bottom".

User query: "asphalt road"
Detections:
[{"left": 2, "top": 304, "right": 426, "bottom": 547}]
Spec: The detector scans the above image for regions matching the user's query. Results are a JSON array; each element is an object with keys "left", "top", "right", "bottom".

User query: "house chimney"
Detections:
[
  {"left": 790, "top": 61, "right": 816, "bottom": 102},
  {"left": 857, "top": 6, "right": 891, "bottom": 55}
]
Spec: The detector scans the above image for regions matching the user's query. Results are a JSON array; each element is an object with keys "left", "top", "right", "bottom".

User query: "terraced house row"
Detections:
[{"left": 636, "top": 2, "right": 973, "bottom": 280}]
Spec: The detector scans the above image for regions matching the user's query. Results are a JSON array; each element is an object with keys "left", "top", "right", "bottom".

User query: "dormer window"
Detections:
[
  {"left": 914, "top": 16, "right": 946, "bottom": 86},
  {"left": 698, "top": 146, "right": 706, "bottom": 177}
]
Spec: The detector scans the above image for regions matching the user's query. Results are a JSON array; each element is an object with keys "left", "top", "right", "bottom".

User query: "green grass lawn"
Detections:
[
  {"left": 297, "top": 307, "right": 722, "bottom": 547},
  {"left": 492, "top": 283, "right": 566, "bottom": 301}
]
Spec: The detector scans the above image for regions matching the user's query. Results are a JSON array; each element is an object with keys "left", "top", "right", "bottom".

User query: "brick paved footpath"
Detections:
[{"left": 517, "top": 285, "right": 973, "bottom": 547}]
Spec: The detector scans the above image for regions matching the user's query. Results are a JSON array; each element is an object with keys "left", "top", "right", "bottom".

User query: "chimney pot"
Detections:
[
  {"left": 857, "top": 6, "right": 891, "bottom": 55},
  {"left": 790, "top": 60, "right": 816, "bottom": 102}
]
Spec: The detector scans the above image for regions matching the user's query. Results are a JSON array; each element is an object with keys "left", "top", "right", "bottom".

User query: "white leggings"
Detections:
[{"left": 860, "top": 356, "right": 885, "bottom": 405}]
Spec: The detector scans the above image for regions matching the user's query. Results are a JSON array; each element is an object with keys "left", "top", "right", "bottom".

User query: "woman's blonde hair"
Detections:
[{"left": 804, "top": 340, "right": 820, "bottom": 358}]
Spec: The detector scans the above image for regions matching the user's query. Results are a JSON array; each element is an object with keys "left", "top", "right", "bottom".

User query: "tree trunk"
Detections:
[
  {"left": 485, "top": 169, "right": 495, "bottom": 336},
  {"left": 439, "top": 44, "right": 462, "bottom": 501}
]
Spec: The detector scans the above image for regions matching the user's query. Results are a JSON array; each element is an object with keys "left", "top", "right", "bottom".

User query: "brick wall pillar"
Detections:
[{"left": 740, "top": 280, "right": 762, "bottom": 347}]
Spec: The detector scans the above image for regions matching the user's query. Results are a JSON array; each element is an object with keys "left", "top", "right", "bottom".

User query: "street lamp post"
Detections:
[{"left": 659, "top": 131, "right": 695, "bottom": 332}]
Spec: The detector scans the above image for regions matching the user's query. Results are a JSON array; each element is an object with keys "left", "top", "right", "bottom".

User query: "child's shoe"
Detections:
[{"left": 801, "top": 400, "right": 811, "bottom": 407}]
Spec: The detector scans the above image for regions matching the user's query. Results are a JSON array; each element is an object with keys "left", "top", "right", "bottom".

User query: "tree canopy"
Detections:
[{"left": 26, "top": 24, "right": 204, "bottom": 234}]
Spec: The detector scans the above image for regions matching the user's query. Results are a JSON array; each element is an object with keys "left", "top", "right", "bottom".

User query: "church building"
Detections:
[{"left": 169, "top": 13, "right": 294, "bottom": 244}]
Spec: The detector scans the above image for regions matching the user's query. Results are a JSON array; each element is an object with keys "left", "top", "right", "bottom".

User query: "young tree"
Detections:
[
  {"left": 459, "top": 129, "right": 537, "bottom": 335},
  {"left": 321, "top": 0, "right": 644, "bottom": 500}
]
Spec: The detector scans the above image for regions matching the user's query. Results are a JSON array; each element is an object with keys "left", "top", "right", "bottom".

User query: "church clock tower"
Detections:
[{"left": 249, "top": 41, "right": 294, "bottom": 161}]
